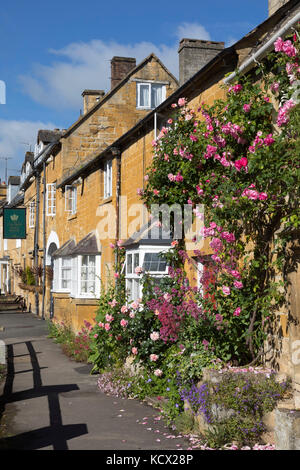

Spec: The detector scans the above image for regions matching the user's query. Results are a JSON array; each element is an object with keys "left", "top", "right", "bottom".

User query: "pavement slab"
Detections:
[{"left": 0, "top": 311, "right": 191, "bottom": 450}]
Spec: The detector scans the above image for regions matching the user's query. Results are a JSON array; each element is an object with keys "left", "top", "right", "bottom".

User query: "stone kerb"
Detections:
[{"left": 0, "top": 340, "right": 6, "bottom": 365}]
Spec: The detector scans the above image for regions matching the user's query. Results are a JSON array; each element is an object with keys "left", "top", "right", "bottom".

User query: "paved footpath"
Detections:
[{"left": 0, "top": 311, "right": 191, "bottom": 450}]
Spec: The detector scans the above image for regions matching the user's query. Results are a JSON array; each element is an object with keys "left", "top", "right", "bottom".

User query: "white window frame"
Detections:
[
  {"left": 78, "top": 254, "right": 101, "bottom": 298},
  {"left": 28, "top": 200, "right": 35, "bottom": 228},
  {"left": 46, "top": 183, "right": 56, "bottom": 216},
  {"left": 103, "top": 159, "right": 112, "bottom": 199},
  {"left": 59, "top": 257, "right": 72, "bottom": 291},
  {"left": 136, "top": 82, "right": 166, "bottom": 110},
  {"left": 65, "top": 185, "right": 77, "bottom": 215},
  {"left": 125, "top": 246, "right": 169, "bottom": 303}
]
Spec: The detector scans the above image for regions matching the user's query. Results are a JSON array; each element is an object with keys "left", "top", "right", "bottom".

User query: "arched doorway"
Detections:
[{"left": 46, "top": 242, "right": 57, "bottom": 318}]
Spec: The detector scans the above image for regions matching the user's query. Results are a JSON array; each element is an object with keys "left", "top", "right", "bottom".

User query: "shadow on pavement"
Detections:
[{"left": 0, "top": 341, "right": 88, "bottom": 449}]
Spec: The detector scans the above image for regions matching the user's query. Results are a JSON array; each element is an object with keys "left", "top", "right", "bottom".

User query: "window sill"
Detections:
[
  {"left": 72, "top": 298, "right": 99, "bottom": 305},
  {"left": 100, "top": 196, "right": 112, "bottom": 205}
]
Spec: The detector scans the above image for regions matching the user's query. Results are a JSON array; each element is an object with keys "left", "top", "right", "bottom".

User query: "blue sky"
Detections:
[{"left": 0, "top": 0, "right": 268, "bottom": 181}]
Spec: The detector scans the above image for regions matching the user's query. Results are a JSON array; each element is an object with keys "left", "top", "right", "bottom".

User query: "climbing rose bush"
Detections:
[{"left": 141, "top": 31, "right": 300, "bottom": 364}]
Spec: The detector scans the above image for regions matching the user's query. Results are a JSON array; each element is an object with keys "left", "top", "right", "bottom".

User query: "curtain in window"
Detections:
[
  {"left": 151, "top": 84, "right": 163, "bottom": 108},
  {"left": 139, "top": 84, "right": 150, "bottom": 107}
]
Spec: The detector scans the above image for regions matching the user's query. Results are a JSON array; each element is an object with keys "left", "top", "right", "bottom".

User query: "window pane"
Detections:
[
  {"left": 143, "top": 252, "right": 167, "bottom": 272},
  {"left": 133, "top": 279, "right": 140, "bottom": 301},
  {"left": 134, "top": 253, "right": 139, "bottom": 270},
  {"left": 151, "top": 84, "right": 163, "bottom": 108},
  {"left": 139, "top": 84, "right": 150, "bottom": 107},
  {"left": 127, "top": 254, "right": 132, "bottom": 274}
]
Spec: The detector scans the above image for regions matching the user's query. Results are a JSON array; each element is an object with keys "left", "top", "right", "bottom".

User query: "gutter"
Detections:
[{"left": 224, "top": 10, "right": 300, "bottom": 84}]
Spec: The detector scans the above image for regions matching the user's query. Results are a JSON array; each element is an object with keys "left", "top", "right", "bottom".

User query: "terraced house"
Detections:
[{"left": 0, "top": 0, "right": 299, "bottom": 404}]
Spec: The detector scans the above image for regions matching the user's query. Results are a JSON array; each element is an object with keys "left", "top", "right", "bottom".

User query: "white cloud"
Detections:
[
  {"left": 19, "top": 22, "right": 212, "bottom": 112},
  {"left": 0, "top": 119, "right": 57, "bottom": 182},
  {"left": 175, "top": 22, "right": 211, "bottom": 41}
]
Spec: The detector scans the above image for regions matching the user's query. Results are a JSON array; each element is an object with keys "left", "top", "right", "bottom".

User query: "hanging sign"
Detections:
[{"left": 3, "top": 208, "right": 26, "bottom": 239}]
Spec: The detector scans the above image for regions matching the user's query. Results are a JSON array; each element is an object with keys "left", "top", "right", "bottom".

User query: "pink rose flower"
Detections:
[
  {"left": 243, "top": 104, "right": 251, "bottom": 112},
  {"left": 131, "top": 301, "right": 139, "bottom": 310},
  {"left": 222, "top": 286, "right": 231, "bottom": 296},
  {"left": 233, "top": 307, "right": 241, "bottom": 317},
  {"left": 135, "top": 266, "right": 143, "bottom": 275},
  {"left": 150, "top": 331, "right": 160, "bottom": 341},
  {"left": 104, "top": 323, "right": 111, "bottom": 331},
  {"left": 121, "top": 305, "right": 129, "bottom": 314},
  {"left": 105, "top": 314, "right": 114, "bottom": 323},
  {"left": 234, "top": 281, "right": 243, "bottom": 289},
  {"left": 154, "top": 369, "right": 163, "bottom": 377},
  {"left": 150, "top": 354, "right": 159, "bottom": 362},
  {"left": 178, "top": 97, "right": 187, "bottom": 107},
  {"left": 132, "top": 347, "right": 138, "bottom": 355},
  {"left": 120, "top": 319, "right": 128, "bottom": 328}
]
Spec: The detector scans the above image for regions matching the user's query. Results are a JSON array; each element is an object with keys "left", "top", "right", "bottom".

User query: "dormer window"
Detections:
[{"left": 136, "top": 82, "right": 166, "bottom": 109}]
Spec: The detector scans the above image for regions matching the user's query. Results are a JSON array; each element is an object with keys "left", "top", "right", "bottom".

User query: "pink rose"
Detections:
[
  {"left": 131, "top": 301, "right": 139, "bottom": 310},
  {"left": 233, "top": 307, "right": 241, "bottom": 317},
  {"left": 259, "top": 192, "right": 268, "bottom": 200},
  {"left": 150, "top": 331, "right": 160, "bottom": 341},
  {"left": 150, "top": 354, "right": 159, "bottom": 362},
  {"left": 222, "top": 286, "right": 231, "bottom": 296},
  {"left": 104, "top": 323, "right": 111, "bottom": 331},
  {"left": 231, "top": 270, "right": 241, "bottom": 279},
  {"left": 135, "top": 266, "right": 143, "bottom": 275},
  {"left": 243, "top": 104, "right": 251, "bottom": 113},
  {"left": 121, "top": 305, "right": 129, "bottom": 314},
  {"left": 120, "top": 319, "right": 128, "bottom": 328},
  {"left": 178, "top": 97, "right": 187, "bottom": 107},
  {"left": 105, "top": 314, "right": 114, "bottom": 323},
  {"left": 154, "top": 369, "right": 163, "bottom": 377},
  {"left": 132, "top": 347, "right": 138, "bottom": 355},
  {"left": 234, "top": 281, "right": 243, "bottom": 289}
]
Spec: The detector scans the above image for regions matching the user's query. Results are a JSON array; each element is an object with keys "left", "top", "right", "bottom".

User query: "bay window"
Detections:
[
  {"left": 125, "top": 247, "right": 168, "bottom": 302},
  {"left": 80, "top": 255, "right": 97, "bottom": 296},
  {"left": 60, "top": 257, "right": 72, "bottom": 291}
]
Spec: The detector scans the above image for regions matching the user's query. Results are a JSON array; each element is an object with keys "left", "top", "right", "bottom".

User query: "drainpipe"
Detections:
[
  {"left": 34, "top": 172, "right": 40, "bottom": 316},
  {"left": 224, "top": 11, "right": 300, "bottom": 84},
  {"left": 111, "top": 147, "right": 121, "bottom": 277},
  {"left": 41, "top": 161, "right": 46, "bottom": 320},
  {"left": 154, "top": 112, "right": 157, "bottom": 140}
]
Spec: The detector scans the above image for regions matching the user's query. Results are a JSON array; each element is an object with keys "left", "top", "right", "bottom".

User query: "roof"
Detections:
[
  {"left": 52, "top": 239, "right": 76, "bottom": 258},
  {"left": 71, "top": 232, "right": 101, "bottom": 255},
  {"left": 8, "top": 176, "right": 20, "bottom": 186},
  {"left": 37, "top": 129, "right": 64, "bottom": 144},
  {"left": 62, "top": 53, "right": 179, "bottom": 139},
  {"left": 123, "top": 221, "right": 172, "bottom": 249},
  {"left": 52, "top": 233, "right": 101, "bottom": 258}
]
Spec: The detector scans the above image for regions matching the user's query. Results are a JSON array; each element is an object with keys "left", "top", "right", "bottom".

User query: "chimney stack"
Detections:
[
  {"left": 81, "top": 90, "right": 105, "bottom": 114},
  {"left": 268, "top": 0, "right": 289, "bottom": 16},
  {"left": 110, "top": 56, "right": 136, "bottom": 90},
  {"left": 178, "top": 39, "right": 225, "bottom": 86}
]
